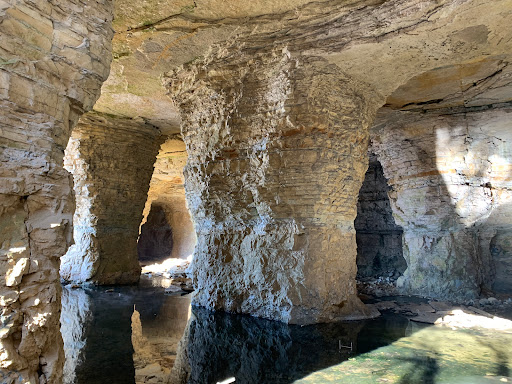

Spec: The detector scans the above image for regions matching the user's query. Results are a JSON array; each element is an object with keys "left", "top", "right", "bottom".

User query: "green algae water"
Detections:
[{"left": 61, "top": 277, "right": 512, "bottom": 384}]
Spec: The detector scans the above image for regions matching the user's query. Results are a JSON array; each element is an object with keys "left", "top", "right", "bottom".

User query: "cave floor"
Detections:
[{"left": 61, "top": 276, "right": 512, "bottom": 384}]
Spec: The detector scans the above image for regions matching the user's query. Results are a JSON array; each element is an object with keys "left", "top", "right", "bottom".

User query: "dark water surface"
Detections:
[{"left": 60, "top": 277, "right": 512, "bottom": 384}]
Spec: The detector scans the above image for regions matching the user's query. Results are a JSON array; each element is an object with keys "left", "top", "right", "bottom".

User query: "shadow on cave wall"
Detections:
[
  {"left": 355, "top": 153, "right": 407, "bottom": 281},
  {"left": 138, "top": 203, "right": 174, "bottom": 264},
  {"left": 370, "top": 106, "right": 512, "bottom": 298}
]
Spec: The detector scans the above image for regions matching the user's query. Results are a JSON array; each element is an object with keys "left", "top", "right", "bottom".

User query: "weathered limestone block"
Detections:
[
  {"left": 139, "top": 138, "right": 196, "bottom": 263},
  {"left": 371, "top": 106, "right": 512, "bottom": 300},
  {"left": 169, "top": 52, "right": 381, "bottom": 324},
  {"left": 0, "top": 1, "right": 113, "bottom": 382},
  {"left": 61, "top": 112, "right": 162, "bottom": 284}
]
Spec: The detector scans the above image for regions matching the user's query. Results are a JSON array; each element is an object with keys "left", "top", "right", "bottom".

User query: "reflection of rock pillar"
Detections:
[
  {"left": 371, "top": 109, "right": 504, "bottom": 300},
  {"left": 61, "top": 113, "right": 162, "bottom": 284},
  {"left": 170, "top": 53, "right": 382, "bottom": 324},
  {"left": 61, "top": 287, "right": 91, "bottom": 384},
  {"left": 0, "top": 2, "right": 113, "bottom": 382}
]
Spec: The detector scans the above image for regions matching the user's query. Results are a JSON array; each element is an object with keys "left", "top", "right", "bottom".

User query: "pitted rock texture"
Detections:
[
  {"left": 0, "top": 1, "right": 113, "bottom": 382},
  {"left": 371, "top": 106, "right": 512, "bottom": 300},
  {"left": 61, "top": 112, "right": 162, "bottom": 284},
  {"left": 140, "top": 138, "right": 196, "bottom": 262},
  {"left": 169, "top": 52, "right": 382, "bottom": 324},
  {"left": 355, "top": 153, "right": 406, "bottom": 280}
]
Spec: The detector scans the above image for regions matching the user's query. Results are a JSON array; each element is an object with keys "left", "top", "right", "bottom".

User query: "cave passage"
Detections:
[
  {"left": 355, "top": 153, "right": 407, "bottom": 282},
  {"left": 138, "top": 203, "right": 174, "bottom": 265}
]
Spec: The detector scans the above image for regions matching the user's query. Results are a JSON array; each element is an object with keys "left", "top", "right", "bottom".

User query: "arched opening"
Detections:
[
  {"left": 355, "top": 152, "right": 406, "bottom": 294},
  {"left": 137, "top": 137, "right": 197, "bottom": 267}
]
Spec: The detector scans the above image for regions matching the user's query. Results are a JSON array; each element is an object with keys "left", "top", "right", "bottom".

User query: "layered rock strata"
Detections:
[
  {"left": 139, "top": 138, "right": 196, "bottom": 263},
  {"left": 61, "top": 112, "right": 162, "bottom": 284},
  {"left": 355, "top": 153, "right": 406, "bottom": 279},
  {"left": 170, "top": 53, "right": 382, "bottom": 324},
  {"left": 0, "top": 1, "right": 113, "bottom": 382},
  {"left": 371, "top": 106, "right": 512, "bottom": 299}
]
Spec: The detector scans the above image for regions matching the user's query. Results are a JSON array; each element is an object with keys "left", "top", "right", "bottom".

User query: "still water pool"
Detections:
[{"left": 60, "top": 277, "right": 512, "bottom": 384}]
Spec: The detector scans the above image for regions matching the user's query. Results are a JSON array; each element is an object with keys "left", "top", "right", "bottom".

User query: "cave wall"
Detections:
[
  {"left": 61, "top": 113, "right": 162, "bottom": 284},
  {"left": 371, "top": 106, "right": 512, "bottom": 299},
  {"left": 0, "top": 2, "right": 113, "bottom": 382},
  {"left": 355, "top": 153, "right": 406, "bottom": 280},
  {"left": 170, "top": 53, "right": 382, "bottom": 324},
  {"left": 140, "top": 138, "right": 196, "bottom": 262}
]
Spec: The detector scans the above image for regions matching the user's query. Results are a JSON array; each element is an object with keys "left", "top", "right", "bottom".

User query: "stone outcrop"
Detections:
[
  {"left": 139, "top": 137, "right": 196, "bottom": 263},
  {"left": 371, "top": 105, "right": 512, "bottom": 299},
  {"left": 0, "top": 1, "right": 113, "bottom": 382},
  {"left": 170, "top": 52, "right": 382, "bottom": 324},
  {"left": 61, "top": 112, "right": 162, "bottom": 284},
  {"left": 165, "top": 0, "right": 512, "bottom": 317}
]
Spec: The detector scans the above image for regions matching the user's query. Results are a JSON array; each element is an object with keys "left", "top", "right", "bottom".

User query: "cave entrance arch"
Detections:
[{"left": 355, "top": 152, "right": 406, "bottom": 292}]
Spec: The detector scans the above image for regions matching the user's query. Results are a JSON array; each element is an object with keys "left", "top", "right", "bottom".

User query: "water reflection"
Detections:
[
  {"left": 173, "top": 308, "right": 411, "bottom": 384},
  {"left": 61, "top": 281, "right": 512, "bottom": 384}
]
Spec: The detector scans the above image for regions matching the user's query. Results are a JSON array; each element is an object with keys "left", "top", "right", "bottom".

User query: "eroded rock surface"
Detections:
[
  {"left": 0, "top": 1, "right": 113, "bottom": 382},
  {"left": 371, "top": 106, "right": 512, "bottom": 300},
  {"left": 61, "top": 112, "right": 162, "bottom": 284},
  {"left": 170, "top": 51, "right": 382, "bottom": 324}
]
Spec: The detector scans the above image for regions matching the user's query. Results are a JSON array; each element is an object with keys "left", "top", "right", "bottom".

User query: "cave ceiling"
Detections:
[{"left": 92, "top": 0, "right": 512, "bottom": 134}]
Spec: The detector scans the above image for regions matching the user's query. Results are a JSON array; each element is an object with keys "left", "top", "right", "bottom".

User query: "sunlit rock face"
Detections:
[
  {"left": 163, "top": 0, "right": 512, "bottom": 323},
  {"left": 169, "top": 52, "right": 382, "bottom": 324},
  {"left": 0, "top": 1, "right": 113, "bottom": 382},
  {"left": 371, "top": 106, "right": 512, "bottom": 299},
  {"left": 140, "top": 138, "right": 196, "bottom": 263},
  {"left": 61, "top": 112, "right": 162, "bottom": 284}
]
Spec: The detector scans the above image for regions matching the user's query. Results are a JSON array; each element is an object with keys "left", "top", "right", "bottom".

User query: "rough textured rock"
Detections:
[
  {"left": 170, "top": 52, "right": 382, "bottom": 324},
  {"left": 355, "top": 153, "right": 406, "bottom": 279},
  {"left": 371, "top": 105, "right": 512, "bottom": 299},
  {"left": 164, "top": 0, "right": 512, "bottom": 323},
  {"left": 0, "top": 1, "right": 113, "bottom": 382},
  {"left": 61, "top": 112, "right": 162, "bottom": 284},
  {"left": 140, "top": 137, "right": 196, "bottom": 262}
]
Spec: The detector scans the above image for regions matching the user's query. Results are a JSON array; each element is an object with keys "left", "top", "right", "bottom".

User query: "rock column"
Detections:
[
  {"left": 0, "top": 2, "right": 113, "bottom": 382},
  {"left": 61, "top": 113, "right": 162, "bottom": 284},
  {"left": 170, "top": 53, "right": 381, "bottom": 324}
]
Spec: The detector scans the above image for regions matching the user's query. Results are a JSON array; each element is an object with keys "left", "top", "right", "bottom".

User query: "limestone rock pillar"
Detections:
[
  {"left": 170, "top": 53, "right": 382, "bottom": 324},
  {"left": 0, "top": 1, "right": 113, "bottom": 382},
  {"left": 61, "top": 113, "right": 162, "bottom": 284}
]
